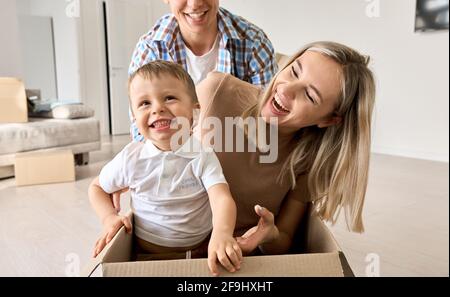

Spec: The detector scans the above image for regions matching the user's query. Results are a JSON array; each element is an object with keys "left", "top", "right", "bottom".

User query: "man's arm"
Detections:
[
  {"left": 128, "top": 39, "right": 160, "bottom": 76},
  {"left": 248, "top": 32, "right": 278, "bottom": 87}
]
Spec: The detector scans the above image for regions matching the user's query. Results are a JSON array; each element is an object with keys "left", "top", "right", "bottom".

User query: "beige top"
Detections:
[{"left": 196, "top": 72, "right": 312, "bottom": 236}]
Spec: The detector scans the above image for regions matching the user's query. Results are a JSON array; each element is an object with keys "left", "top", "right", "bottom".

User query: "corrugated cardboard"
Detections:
[
  {"left": 0, "top": 77, "right": 28, "bottom": 123},
  {"left": 82, "top": 208, "right": 354, "bottom": 277},
  {"left": 14, "top": 149, "right": 75, "bottom": 186}
]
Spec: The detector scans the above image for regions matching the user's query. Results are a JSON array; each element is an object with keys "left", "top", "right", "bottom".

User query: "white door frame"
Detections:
[
  {"left": 77, "top": 0, "right": 169, "bottom": 136},
  {"left": 78, "top": 0, "right": 110, "bottom": 136}
]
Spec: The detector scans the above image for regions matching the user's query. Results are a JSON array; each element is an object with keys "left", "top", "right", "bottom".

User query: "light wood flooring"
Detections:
[{"left": 0, "top": 135, "right": 447, "bottom": 276}]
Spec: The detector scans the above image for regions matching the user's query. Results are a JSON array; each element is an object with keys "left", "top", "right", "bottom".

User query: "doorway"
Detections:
[{"left": 103, "top": 0, "right": 155, "bottom": 135}]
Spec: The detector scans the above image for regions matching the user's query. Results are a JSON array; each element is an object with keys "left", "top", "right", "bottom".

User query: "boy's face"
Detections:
[{"left": 129, "top": 73, "right": 197, "bottom": 150}]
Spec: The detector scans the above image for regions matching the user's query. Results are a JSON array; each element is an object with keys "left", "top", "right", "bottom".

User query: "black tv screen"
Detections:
[{"left": 415, "top": 0, "right": 449, "bottom": 32}]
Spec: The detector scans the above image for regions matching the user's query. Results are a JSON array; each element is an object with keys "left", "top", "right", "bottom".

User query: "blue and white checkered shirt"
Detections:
[{"left": 129, "top": 7, "right": 277, "bottom": 141}]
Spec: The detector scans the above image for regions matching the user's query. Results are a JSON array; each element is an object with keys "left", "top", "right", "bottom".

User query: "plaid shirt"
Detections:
[{"left": 129, "top": 7, "right": 277, "bottom": 141}]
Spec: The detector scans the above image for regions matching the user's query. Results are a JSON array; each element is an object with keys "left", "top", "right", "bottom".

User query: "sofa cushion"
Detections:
[
  {"left": 0, "top": 117, "right": 100, "bottom": 155},
  {"left": 30, "top": 104, "right": 95, "bottom": 119}
]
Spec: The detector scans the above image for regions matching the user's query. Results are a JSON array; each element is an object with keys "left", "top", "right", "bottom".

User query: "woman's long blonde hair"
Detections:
[{"left": 243, "top": 41, "right": 376, "bottom": 232}]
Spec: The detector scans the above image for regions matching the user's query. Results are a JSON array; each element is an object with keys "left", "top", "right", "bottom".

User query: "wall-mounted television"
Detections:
[{"left": 415, "top": 0, "right": 449, "bottom": 32}]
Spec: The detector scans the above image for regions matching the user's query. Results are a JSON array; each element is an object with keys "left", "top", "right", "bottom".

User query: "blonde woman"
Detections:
[
  {"left": 194, "top": 41, "right": 376, "bottom": 255},
  {"left": 112, "top": 41, "right": 376, "bottom": 257}
]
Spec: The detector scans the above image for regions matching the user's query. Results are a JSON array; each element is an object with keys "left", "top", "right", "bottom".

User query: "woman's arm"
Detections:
[
  {"left": 237, "top": 175, "right": 310, "bottom": 255},
  {"left": 248, "top": 33, "right": 278, "bottom": 87},
  {"left": 196, "top": 72, "right": 227, "bottom": 111},
  {"left": 236, "top": 195, "right": 307, "bottom": 255},
  {"left": 258, "top": 196, "right": 307, "bottom": 254}
]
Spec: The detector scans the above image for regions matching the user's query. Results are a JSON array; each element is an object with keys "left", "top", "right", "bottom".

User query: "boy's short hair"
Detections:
[{"left": 128, "top": 60, "right": 198, "bottom": 103}]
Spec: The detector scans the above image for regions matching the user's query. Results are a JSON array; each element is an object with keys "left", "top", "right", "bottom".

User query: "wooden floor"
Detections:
[{"left": 0, "top": 135, "right": 448, "bottom": 277}]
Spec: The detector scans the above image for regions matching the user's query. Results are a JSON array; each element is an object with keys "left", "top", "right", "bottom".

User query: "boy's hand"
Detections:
[
  {"left": 207, "top": 232, "right": 243, "bottom": 276},
  {"left": 92, "top": 214, "right": 132, "bottom": 257}
]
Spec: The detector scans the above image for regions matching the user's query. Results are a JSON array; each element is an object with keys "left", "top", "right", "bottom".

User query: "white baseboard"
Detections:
[{"left": 372, "top": 146, "right": 449, "bottom": 163}]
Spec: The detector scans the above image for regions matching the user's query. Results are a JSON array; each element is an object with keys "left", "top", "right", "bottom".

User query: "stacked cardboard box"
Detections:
[{"left": 0, "top": 77, "right": 28, "bottom": 123}]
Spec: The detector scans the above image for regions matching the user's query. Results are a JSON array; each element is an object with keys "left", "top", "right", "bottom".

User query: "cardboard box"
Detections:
[
  {"left": 82, "top": 208, "right": 354, "bottom": 277},
  {"left": 0, "top": 77, "right": 28, "bottom": 123},
  {"left": 14, "top": 149, "right": 75, "bottom": 186}
]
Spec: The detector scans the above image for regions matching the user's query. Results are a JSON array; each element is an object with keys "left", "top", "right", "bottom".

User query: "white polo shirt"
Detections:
[{"left": 99, "top": 137, "right": 227, "bottom": 247}]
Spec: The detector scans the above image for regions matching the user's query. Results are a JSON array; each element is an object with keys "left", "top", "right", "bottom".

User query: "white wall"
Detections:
[
  {"left": 0, "top": 0, "right": 23, "bottom": 78},
  {"left": 222, "top": 0, "right": 449, "bottom": 162},
  {"left": 149, "top": 0, "right": 171, "bottom": 22},
  {"left": 18, "top": 15, "right": 58, "bottom": 99},
  {"left": 78, "top": 0, "right": 169, "bottom": 135},
  {"left": 17, "top": 0, "right": 82, "bottom": 100}
]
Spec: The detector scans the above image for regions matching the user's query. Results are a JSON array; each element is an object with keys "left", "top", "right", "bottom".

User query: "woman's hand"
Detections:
[
  {"left": 236, "top": 205, "right": 279, "bottom": 255},
  {"left": 92, "top": 213, "right": 132, "bottom": 257},
  {"left": 207, "top": 232, "right": 243, "bottom": 276},
  {"left": 111, "top": 187, "right": 129, "bottom": 213}
]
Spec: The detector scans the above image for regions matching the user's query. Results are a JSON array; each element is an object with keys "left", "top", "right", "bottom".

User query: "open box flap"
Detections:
[
  {"left": 305, "top": 208, "right": 342, "bottom": 253},
  {"left": 81, "top": 212, "right": 133, "bottom": 277},
  {"left": 304, "top": 207, "right": 354, "bottom": 276},
  {"left": 302, "top": 206, "right": 355, "bottom": 277}
]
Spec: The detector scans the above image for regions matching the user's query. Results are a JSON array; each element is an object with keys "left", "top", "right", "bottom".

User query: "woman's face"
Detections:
[
  {"left": 165, "top": 0, "right": 219, "bottom": 34},
  {"left": 261, "top": 51, "right": 343, "bottom": 135}
]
